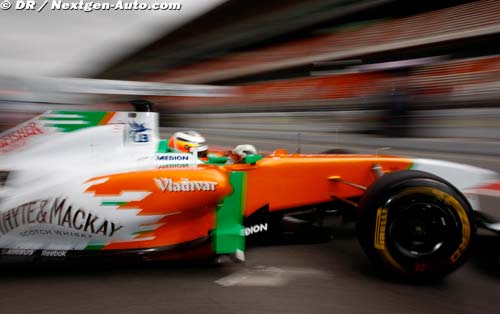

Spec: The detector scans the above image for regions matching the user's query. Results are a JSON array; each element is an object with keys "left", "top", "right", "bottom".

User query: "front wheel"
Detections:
[{"left": 356, "top": 170, "right": 474, "bottom": 280}]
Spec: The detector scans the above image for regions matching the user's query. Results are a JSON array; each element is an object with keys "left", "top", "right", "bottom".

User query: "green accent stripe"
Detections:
[
  {"left": 132, "top": 230, "right": 154, "bottom": 235},
  {"left": 213, "top": 172, "right": 246, "bottom": 254},
  {"left": 41, "top": 111, "right": 108, "bottom": 132},
  {"left": 84, "top": 244, "right": 106, "bottom": 250},
  {"left": 157, "top": 139, "right": 168, "bottom": 153},
  {"left": 101, "top": 201, "right": 128, "bottom": 206}
]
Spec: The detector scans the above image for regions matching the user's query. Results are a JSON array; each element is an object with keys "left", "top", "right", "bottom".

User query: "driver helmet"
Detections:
[
  {"left": 230, "top": 144, "right": 257, "bottom": 163},
  {"left": 168, "top": 131, "right": 208, "bottom": 158}
]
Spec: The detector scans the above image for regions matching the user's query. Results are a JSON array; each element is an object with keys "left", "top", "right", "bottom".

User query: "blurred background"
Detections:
[
  {"left": 2, "top": 0, "right": 500, "bottom": 144},
  {"left": 2, "top": 2, "right": 500, "bottom": 314}
]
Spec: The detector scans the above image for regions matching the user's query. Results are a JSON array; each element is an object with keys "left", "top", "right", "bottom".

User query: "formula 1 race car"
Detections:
[{"left": 0, "top": 103, "right": 499, "bottom": 280}]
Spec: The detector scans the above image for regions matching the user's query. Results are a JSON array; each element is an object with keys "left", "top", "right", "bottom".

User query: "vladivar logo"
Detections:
[{"left": 154, "top": 178, "right": 218, "bottom": 192}]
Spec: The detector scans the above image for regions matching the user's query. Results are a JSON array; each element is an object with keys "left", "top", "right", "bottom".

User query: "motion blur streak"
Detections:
[{"left": 1, "top": 1, "right": 500, "bottom": 314}]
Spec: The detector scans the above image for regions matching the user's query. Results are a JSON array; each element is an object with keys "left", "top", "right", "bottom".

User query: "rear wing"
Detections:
[{"left": 0, "top": 110, "right": 159, "bottom": 154}]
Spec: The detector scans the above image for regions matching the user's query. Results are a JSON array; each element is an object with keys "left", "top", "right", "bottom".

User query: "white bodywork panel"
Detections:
[
  {"left": 0, "top": 110, "right": 200, "bottom": 251},
  {"left": 412, "top": 158, "right": 500, "bottom": 223}
]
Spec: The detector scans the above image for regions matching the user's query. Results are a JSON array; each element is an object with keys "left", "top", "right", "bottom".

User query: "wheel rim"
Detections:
[{"left": 388, "top": 199, "right": 459, "bottom": 259}]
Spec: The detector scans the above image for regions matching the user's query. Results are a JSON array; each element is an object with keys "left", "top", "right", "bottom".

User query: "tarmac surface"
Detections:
[
  {"left": 1, "top": 130, "right": 500, "bottom": 314},
  {"left": 1, "top": 226, "right": 499, "bottom": 314}
]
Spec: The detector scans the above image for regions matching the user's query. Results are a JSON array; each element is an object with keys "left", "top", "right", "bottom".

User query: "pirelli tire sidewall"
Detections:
[{"left": 356, "top": 170, "right": 475, "bottom": 279}]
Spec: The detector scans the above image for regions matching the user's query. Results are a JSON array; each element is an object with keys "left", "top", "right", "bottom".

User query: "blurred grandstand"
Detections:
[{"left": 2, "top": 0, "right": 500, "bottom": 139}]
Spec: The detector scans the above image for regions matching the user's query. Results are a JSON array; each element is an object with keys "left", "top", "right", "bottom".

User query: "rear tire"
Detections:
[{"left": 356, "top": 170, "right": 474, "bottom": 280}]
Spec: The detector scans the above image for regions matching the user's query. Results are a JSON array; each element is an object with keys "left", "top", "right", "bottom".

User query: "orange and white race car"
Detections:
[{"left": 0, "top": 102, "right": 499, "bottom": 281}]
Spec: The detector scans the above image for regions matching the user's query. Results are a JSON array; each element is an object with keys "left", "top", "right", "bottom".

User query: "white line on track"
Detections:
[{"left": 215, "top": 266, "right": 329, "bottom": 287}]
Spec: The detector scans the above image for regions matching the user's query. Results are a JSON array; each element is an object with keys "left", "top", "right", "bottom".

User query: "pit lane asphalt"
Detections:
[{"left": 1, "top": 133, "right": 500, "bottom": 314}]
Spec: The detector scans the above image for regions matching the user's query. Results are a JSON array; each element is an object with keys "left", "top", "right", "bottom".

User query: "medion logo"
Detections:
[
  {"left": 156, "top": 155, "right": 190, "bottom": 161},
  {"left": 244, "top": 223, "right": 268, "bottom": 236},
  {"left": 154, "top": 178, "right": 218, "bottom": 192}
]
